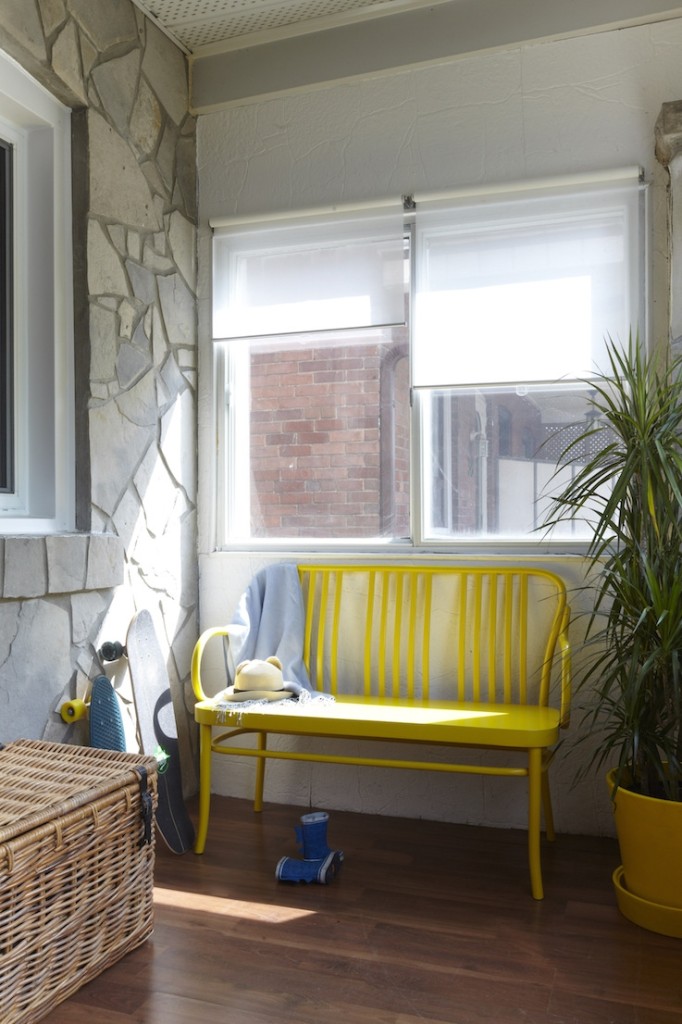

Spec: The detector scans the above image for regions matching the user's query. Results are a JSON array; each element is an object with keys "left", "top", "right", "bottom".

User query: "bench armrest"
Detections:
[{"left": 191, "top": 626, "right": 233, "bottom": 703}]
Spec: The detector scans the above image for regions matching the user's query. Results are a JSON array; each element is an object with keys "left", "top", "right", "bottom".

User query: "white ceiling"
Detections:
[
  {"left": 133, "top": 0, "right": 682, "bottom": 56},
  {"left": 131, "top": 0, "right": 682, "bottom": 108},
  {"left": 131, "top": 0, "right": 430, "bottom": 53}
]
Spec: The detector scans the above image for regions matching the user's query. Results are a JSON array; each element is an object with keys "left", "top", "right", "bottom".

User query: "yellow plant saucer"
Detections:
[{"left": 613, "top": 866, "right": 682, "bottom": 939}]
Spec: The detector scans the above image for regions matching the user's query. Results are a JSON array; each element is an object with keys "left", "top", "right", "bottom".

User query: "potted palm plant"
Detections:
[{"left": 543, "top": 334, "right": 682, "bottom": 937}]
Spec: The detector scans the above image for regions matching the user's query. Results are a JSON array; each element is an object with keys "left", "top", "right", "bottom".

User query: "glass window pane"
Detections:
[
  {"left": 419, "top": 384, "right": 608, "bottom": 540},
  {"left": 220, "top": 326, "right": 410, "bottom": 541}
]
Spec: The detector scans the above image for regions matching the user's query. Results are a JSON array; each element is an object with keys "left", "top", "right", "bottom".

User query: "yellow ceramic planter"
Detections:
[
  {"left": 612, "top": 867, "right": 682, "bottom": 938},
  {"left": 608, "top": 768, "right": 682, "bottom": 937}
]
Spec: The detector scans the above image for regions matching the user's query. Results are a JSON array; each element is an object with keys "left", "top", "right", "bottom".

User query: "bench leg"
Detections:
[
  {"left": 541, "top": 760, "right": 556, "bottom": 843},
  {"left": 194, "top": 723, "right": 213, "bottom": 855},
  {"left": 528, "top": 747, "right": 544, "bottom": 900},
  {"left": 254, "top": 732, "right": 267, "bottom": 812}
]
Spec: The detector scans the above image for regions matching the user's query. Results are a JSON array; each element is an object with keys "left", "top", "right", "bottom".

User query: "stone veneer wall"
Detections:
[{"left": 0, "top": 0, "right": 198, "bottom": 789}]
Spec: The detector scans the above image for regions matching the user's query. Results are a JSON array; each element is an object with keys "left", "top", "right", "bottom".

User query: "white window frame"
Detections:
[
  {"left": 0, "top": 49, "right": 74, "bottom": 533},
  {"left": 212, "top": 203, "right": 408, "bottom": 549},
  {"left": 211, "top": 170, "right": 647, "bottom": 551},
  {"left": 411, "top": 169, "right": 647, "bottom": 547}
]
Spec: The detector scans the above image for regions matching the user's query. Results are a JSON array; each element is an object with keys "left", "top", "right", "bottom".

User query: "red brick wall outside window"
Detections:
[{"left": 248, "top": 336, "right": 410, "bottom": 539}]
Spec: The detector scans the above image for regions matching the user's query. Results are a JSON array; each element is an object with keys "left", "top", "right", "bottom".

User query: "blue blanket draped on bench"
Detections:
[{"left": 224, "top": 563, "right": 313, "bottom": 695}]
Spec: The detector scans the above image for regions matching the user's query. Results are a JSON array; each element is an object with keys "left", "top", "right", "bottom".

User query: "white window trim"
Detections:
[
  {"left": 0, "top": 49, "right": 74, "bottom": 533},
  {"left": 210, "top": 168, "right": 647, "bottom": 552}
]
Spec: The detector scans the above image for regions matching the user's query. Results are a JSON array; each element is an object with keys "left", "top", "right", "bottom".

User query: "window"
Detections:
[
  {"left": 0, "top": 136, "right": 12, "bottom": 493},
  {"left": 211, "top": 171, "right": 645, "bottom": 547},
  {"left": 212, "top": 209, "right": 409, "bottom": 543},
  {"left": 413, "top": 176, "right": 645, "bottom": 541},
  {"left": 0, "top": 49, "right": 74, "bottom": 532}
]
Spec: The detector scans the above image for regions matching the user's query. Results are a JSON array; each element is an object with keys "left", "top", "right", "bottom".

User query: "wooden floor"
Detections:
[{"left": 41, "top": 795, "right": 682, "bottom": 1024}]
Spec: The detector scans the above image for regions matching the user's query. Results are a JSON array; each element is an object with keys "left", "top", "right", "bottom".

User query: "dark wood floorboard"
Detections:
[{"left": 40, "top": 796, "right": 682, "bottom": 1024}]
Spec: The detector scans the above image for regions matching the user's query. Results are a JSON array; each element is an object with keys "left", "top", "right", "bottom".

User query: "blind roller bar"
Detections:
[
  {"left": 211, "top": 197, "right": 403, "bottom": 232},
  {"left": 411, "top": 166, "right": 644, "bottom": 208},
  {"left": 210, "top": 167, "right": 643, "bottom": 232}
]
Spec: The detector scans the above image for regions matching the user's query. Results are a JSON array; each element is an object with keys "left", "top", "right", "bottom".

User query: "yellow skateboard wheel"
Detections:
[{"left": 60, "top": 698, "right": 87, "bottom": 723}]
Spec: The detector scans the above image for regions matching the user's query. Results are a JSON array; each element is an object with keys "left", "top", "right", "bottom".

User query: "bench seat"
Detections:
[{"left": 195, "top": 696, "right": 562, "bottom": 748}]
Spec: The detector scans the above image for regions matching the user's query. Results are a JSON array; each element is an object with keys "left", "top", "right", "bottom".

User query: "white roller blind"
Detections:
[
  {"left": 412, "top": 176, "right": 645, "bottom": 387},
  {"left": 213, "top": 209, "right": 406, "bottom": 340}
]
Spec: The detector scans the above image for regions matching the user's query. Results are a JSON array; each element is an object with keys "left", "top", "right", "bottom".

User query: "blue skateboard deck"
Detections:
[
  {"left": 88, "top": 674, "right": 127, "bottom": 752},
  {"left": 126, "top": 610, "right": 195, "bottom": 855}
]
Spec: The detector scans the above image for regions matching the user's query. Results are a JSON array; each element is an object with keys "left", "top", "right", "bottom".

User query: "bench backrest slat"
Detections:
[{"left": 298, "top": 564, "right": 568, "bottom": 709}]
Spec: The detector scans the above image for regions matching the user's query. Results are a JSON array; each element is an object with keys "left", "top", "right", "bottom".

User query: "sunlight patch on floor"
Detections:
[{"left": 153, "top": 885, "right": 317, "bottom": 923}]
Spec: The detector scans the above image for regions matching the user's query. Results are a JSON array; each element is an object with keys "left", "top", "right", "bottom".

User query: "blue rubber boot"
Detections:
[
  {"left": 295, "top": 811, "right": 344, "bottom": 862},
  {"left": 275, "top": 851, "right": 342, "bottom": 884}
]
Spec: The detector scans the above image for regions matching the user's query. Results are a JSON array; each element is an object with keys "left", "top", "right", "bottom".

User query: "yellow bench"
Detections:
[{"left": 191, "top": 564, "right": 571, "bottom": 899}]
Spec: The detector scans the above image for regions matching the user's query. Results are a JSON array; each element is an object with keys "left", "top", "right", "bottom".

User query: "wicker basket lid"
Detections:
[{"left": 0, "top": 739, "right": 157, "bottom": 844}]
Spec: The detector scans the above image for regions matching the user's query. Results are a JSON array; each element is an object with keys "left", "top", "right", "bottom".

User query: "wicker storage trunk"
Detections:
[{"left": 0, "top": 739, "right": 158, "bottom": 1024}]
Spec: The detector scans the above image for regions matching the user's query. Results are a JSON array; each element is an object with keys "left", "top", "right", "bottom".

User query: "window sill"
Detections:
[
  {"left": 212, "top": 538, "right": 592, "bottom": 557},
  {"left": 0, "top": 534, "right": 124, "bottom": 599}
]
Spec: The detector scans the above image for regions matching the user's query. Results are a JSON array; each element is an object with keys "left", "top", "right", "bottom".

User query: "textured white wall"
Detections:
[
  {"left": 198, "top": 18, "right": 681, "bottom": 233},
  {"left": 196, "top": 18, "right": 682, "bottom": 834}
]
